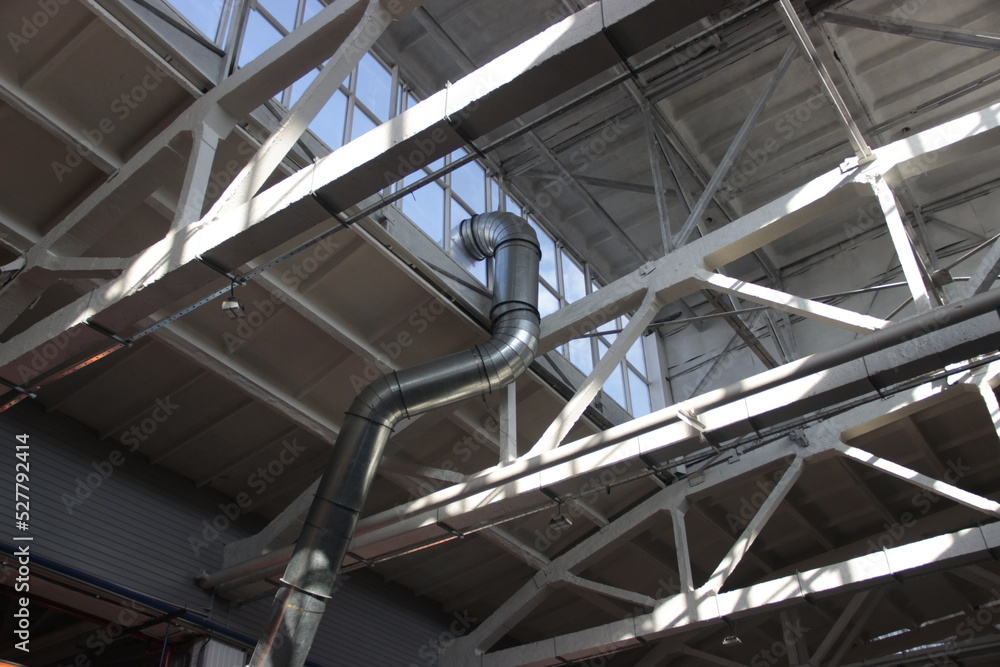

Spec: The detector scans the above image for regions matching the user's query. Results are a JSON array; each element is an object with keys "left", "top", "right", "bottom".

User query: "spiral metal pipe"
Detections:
[{"left": 248, "top": 212, "right": 541, "bottom": 667}]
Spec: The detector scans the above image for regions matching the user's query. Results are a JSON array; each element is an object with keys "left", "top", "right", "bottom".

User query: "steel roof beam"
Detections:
[
  {"left": 778, "top": 0, "right": 874, "bottom": 162},
  {"left": 458, "top": 493, "right": 1000, "bottom": 666},
  {"left": 674, "top": 43, "right": 798, "bottom": 248},
  {"left": 822, "top": 8, "right": 1000, "bottom": 51}
]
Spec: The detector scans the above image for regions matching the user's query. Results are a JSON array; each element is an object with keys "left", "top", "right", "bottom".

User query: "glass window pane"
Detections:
[
  {"left": 627, "top": 334, "right": 646, "bottom": 371},
  {"left": 407, "top": 93, "right": 419, "bottom": 110},
  {"left": 599, "top": 341, "right": 626, "bottom": 407},
  {"left": 356, "top": 53, "right": 393, "bottom": 121},
  {"left": 239, "top": 11, "right": 282, "bottom": 67},
  {"left": 310, "top": 90, "right": 348, "bottom": 150},
  {"left": 451, "top": 160, "right": 486, "bottom": 213},
  {"left": 568, "top": 338, "right": 594, "bottom": 375},
  {"left": 505, "top": 195, "right": 522, "bottom": 217},
  {"left": 448, "top": 202, "right": 487, "bottom": 285},
  {"left": 628, "top": 369, "right": 652, "bottom": 417},
  {"left": 303, "top": 0, "right": 324, "bottom": 22},
  {"left": 166, "top": 0, "right": 224, "bottom": 41},
  {"left": 450, "top": 198, "right": 471, "bottom": 241},
  {"left": 289, "top": 68, "right": 318, "bottom": 107},
  {"left": 469, "top": 256, "right": 487, "bottom": 285},
  {"left": 350, "top": 107, "right": 377, "bottom": 141},
  {"left": 600, "top": 317, "right": 619, "bottom": 346},
  {"left": 401, "top": 179, "right": 444, "bottom": 244},
  {"left": 539, "top": 286, "right": 560, "bottom": 318},
  {"left": 258, "top": 0, "right": 297, "bottom": 30},
  {"left": 529, "top": 218, "right": 557, "bottom": 287},
  {"left": 562, "top": 252, "right": 586, "bottom": 303}
]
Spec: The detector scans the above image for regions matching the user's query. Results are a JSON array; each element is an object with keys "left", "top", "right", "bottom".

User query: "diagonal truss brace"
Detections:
[
  {"left": 835, "top": 444, "right": 1000, "bottom": 517},
  {"left": 525, "top": 289, "right": 660, "bottom": 457},
  {"left": 869, "top": 176, "right": 936, "bottom": 312},
  {"left": 206, "top": 0, "right": 400, "bottom": 219},
  {"left": 674, "top": 44, "right": 797, "bottom": 248},
  {"left": 693, "top": 269, "right": 889, "bottom": 333},
  {"left": 700, "top": 457, "right": 804, "bottom": 594},
  {"left": 777, "top": 0, "right": 874, "bottom": 162},
  {"left": 822, "top": 9, "right": 1000, "bottom": 51},
  {"left": 444, "top": 429, "right": 1000, "bottom": 666},
  {"left": 440, "top": 360, "right": 1000, "bottom": 665}
]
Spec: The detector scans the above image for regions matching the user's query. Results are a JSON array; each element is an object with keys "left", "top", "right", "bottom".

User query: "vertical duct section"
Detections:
[{"left": 248, "top": 212, "right": 540, "bottom": 667}]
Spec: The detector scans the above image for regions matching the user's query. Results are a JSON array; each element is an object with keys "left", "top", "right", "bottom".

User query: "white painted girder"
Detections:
[
  {"left": 3, "top": 21, "right": 1000, "bottom": 409},
  {"left": 807, "top": 591, "right": 870, "bottom": 667},
  {"left": 468, "top": 520, "right": 1000, "bottom": 667},
  {"left": 835, "top": 443, "right": 1000, "bottom": 518},
  {"left": 821, "top": 8, "right": 1000, "bottom": 51},
  {"left": 965, "top": 237, "right": 1000, "bottom": 296},
  {"left": 777, "top": 0, "right": 874, "bottom": 162},
  {"left": 349, "top": 298, "right": 1000, "bottom": 552},
  {"left": 439, "top": 365, "right": 1000, "bottom": 664},
  {"left": 207, "top": 0, "right": 393, "bottom": 219},
  {"left": 559, "top": 573, "right": 656, "bottom": 609},
  {"left": 0, "top": 0, "right": 411, "bottom": 366},
  {"left": 539, "top": 100, "right": 1000, "bottom": 353},
  {"left": 0, "top": 0, "right": 743, "bottom": 386}
]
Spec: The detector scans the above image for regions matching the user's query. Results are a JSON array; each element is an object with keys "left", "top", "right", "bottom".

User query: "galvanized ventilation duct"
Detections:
[{"left": 248, "top": 212, "right": 541, "bottom": 667}]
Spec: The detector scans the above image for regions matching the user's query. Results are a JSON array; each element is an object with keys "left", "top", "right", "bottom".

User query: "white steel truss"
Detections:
[
  {"left": 4, "top": 2, "right": 1000, "bottom": 664},
  {"left": 438, "top": 358, "right": 1000, "bottom": 666},
  {"left": 198, "top": 98, "right": 1000, "bottom": 591}
]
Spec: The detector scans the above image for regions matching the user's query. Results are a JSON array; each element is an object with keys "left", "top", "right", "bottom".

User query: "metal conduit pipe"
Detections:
[{"left": 247, "top": 212, "right": 540, "bottom": 667}]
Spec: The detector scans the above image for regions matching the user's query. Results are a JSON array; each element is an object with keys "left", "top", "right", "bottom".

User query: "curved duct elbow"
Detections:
[
  {"left": 345, "top": 211, "right": 540, "bottom": 427},
  {"left": 248, "top": 212, "right": 540, "bottom": 667}
]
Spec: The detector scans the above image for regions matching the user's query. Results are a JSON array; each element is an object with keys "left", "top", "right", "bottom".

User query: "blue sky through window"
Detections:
[{"left": 165, "top": 0, "right": 224, "bottom": 41}]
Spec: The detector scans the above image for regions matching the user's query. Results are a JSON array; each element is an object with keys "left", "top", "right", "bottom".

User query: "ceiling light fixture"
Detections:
[
  {"left": 548, "top": 501, "right": 572, "bottom": 529},
  {"left": 722, "top": 618, "right": 742, "bottom": 646},
  {"left": 222, "top": 281, "right": 245, "bottom": 319}
]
